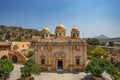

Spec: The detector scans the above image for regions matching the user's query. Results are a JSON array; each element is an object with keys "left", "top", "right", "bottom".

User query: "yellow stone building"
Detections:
[{"left": 32, "top": 24, "right": 87, "bottom": 71}]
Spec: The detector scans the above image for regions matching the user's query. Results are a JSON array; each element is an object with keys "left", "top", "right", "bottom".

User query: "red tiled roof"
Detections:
[{"left": 0, "top": 42, "right": 11, "bottom": 46}]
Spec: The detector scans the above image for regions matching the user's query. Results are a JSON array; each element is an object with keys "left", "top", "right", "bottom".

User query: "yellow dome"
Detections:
[
  {"left": 72, "top": 27, "right": 79, "bottom": 32},
  {"left": 56, "top": 24, "right": 66, "bottom": 31},
  {"left": 42, "top": 27, "right": 50, "bottom": 32}
]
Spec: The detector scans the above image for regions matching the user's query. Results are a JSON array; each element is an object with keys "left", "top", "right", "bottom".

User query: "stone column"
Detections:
[
  {"left": 34, "top": 46, "right": 38, "bottom": 65},
  {"left": 69, "top": 46, "right": 73, "bottom": 71},
  {"left": 47, "top": 46, "right": 51, "bottom": 71}
]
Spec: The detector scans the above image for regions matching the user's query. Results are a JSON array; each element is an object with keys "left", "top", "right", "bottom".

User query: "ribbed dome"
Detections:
[
  {"left": 56, "top": 24, "right": 66, "bottom": 31},
  {"left": 71, "top": 27, "right": 79, "bottom": 32},
  {"left": 42, "top": 27, "right": 50, "bottom": 32}
]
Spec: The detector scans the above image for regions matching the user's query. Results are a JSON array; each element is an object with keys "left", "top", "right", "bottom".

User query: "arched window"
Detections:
[
  {"left": 22, "top": 45, "right": 24, "bottom": 47},
  {"left": 41, "top": 59, "right": 45, "bottom": 65},
  {"left": 13, "top": 45, "right": 18, "bottom": 52},
  {"left": 59, "top": 33, "right": 61, "bottom": 36},
  {"left": 1, "top": 55, "right": 8, "bottom": 59},
  {"left": 27, "top": 44, "right": 29, "bottom": 47},
  {"left": 73, "top": 34, "right": 75, "bottom": 38},
  {"left": 76, "top": 59, "right": 80, "bottom": 65},
  {"left": 77, "top": 34, "right": 79, "bottom": 37},
  {"left": 46, "top": 34, "right": 48, "bottom": 37}
]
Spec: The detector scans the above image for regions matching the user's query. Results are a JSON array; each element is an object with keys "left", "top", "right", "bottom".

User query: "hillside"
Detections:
[
  {"left": 94, "top": 34, "right": 108, "bottom": 39},
  {"left": 0, "top": 25, "right": 41, "bottom": 41},
  {"left": 84, "top": 37, "right": 120, "bottom": 42},
  {"left": 98, "top": 37, "right": 120, "bottom": 42}
]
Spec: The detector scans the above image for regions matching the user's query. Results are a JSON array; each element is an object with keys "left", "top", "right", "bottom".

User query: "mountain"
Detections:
[
  {"left": 0, "top": 25, "right": 42, "bottom": 41},
  {"left": 84, "top": 34, "right": 120, "bottom": 42},
  {"left": 99, "top": 37, "right": 120, "bottom": 42},
  {"left": 94, "top": 34, "right": 120, "bottom": 42},
  {"left": 94, "top": 34, "right": 108, "bottom": 39}
]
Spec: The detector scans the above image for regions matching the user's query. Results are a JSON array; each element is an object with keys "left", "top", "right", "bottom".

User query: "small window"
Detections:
[
  {"left": 76, "top": 59, "right": 80, "bottom": 65},
  {"left": 46, "top": 34, "right": 48, "bottom": 37},
  {"left": 75, "top": 46, "right": 77, "bottom": 50},
  {"left": 41, "top": 59, "right": 45, "bottom": 65},
  {"left": 59, "top": 33, "right": 61, "bottom": 36},
  {"left": 27, "top": 44, "right": 29, "bottom": 47},
  {"left": 22, "top": 45, "right": 24, "bottom": 47},
  {"left": 77, "top": 34, "right": 79, "bottom": 37},
  {"left": 73, "top": 34, "right": 75, "bottom": 38},
  {"left": 75, "top": 46, "right": 80, "bottom": 51},
  {"left": 56, "top": 33, "right": 57, "bottom": 37}
]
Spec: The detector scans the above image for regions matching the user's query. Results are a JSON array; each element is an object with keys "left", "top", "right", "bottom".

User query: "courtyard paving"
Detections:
[{"left": 7, "top": 64, "right": 112, "bottom": 80}]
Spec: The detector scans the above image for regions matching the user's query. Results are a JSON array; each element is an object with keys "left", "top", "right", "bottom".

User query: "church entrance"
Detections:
[
  {"left": 58, "top": 60, "right": 63, "bottom": 69},
  {"left": 12, "top": 55, "right": 17, "bottom": 63}
]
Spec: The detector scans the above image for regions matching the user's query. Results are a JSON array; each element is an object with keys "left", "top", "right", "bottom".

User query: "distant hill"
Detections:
[
  {"left": 94, "top": 34, "right": 120, "bottom": 42},
  {"left": 0, "top": 25, "right": 42, "bottom": 41},
  {"left": 84, "top": 34, "right": 120, "bottom": 42},
  {"left": 94, "top": 34, "right": 108, "bottom": 39},
  {"left": 98, "top": 37, "right": 120, "bottom": 42}
]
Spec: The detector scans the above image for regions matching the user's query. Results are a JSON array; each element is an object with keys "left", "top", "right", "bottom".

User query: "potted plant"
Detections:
[
  {"left": 20, "top": 60, "right": 41, "bottom": 80},
  {"left": 0, "top": 59, "right": 14, "bottom": 80},
  {"left": 85, "top": 58, "right": 117, "bottom": 80}
]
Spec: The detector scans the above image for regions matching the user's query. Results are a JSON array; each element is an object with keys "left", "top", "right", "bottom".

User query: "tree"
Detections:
[
  {"left": 86, "top": 38, "right": 100, "bottom": 45},
  {"left": 20, "top": 60, "right": 41, "bottom": 79},
  {"left": 87, "top": 49, "right": 93, "bottom": 59},
  {"left": 85, "top": 58, "right": 117, "bottom": 78},
  {"left": 5, "top": 34, "right": 11, "bottom": 39},
  {"left": 114, "top": 71, "right": 120, "bottom": 80},
  {"left": 15, "top": 36, "right": 22, "bottom": 41},
  {"left": 0, "top": 59, "right": 14, "bottom": 80},
  {"left": 108, "top": 42, "right": 114, "bottom": 46},
  {"left": 25, "top": 50, "right": 34, "bottom": 58},
  {"left": 91, "top": 46, "right": 108, "bottom": 59},
  {"left": 100, "top": 42, "right": 106, "bottom": 46}
]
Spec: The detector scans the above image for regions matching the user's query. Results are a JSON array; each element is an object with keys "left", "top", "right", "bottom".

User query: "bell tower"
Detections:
[
  {"left": 71, "top": 26, "right": 80, "bottom": 38},
  {"left": 55, "top": 24, "right": 66, "bottom": 38},
  {"left": 41, "top": 27, "right": 50, "bottom": 39}
]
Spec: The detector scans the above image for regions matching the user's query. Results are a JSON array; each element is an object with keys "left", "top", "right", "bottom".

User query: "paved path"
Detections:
[
  {"left": 7, "top": 64, "right": 112, "bottom": 80},
  {"left": 7, "top": 64, "right": 23, "bottom": 80},
  {"left": 33, "top": 72, "right": 88, "bottom": 80}
]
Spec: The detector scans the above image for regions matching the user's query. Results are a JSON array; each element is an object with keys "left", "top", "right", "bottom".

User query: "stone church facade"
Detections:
[{"left": 32, "top": 24, "right": 87, "bottom": 71}]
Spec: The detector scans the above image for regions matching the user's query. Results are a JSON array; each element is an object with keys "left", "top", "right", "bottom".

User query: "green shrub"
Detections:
[
  {"left": 25, "top": 50, "right": 34, "bottom": 58},
  {"left": 85, "top": 58, "right": 117, "bottom": 77},
  {"left": 0, "top": 59, "right": 14, "bottom": 79},
  {"left": 20, "top": 60, "right": 41, "bottom": 78}
]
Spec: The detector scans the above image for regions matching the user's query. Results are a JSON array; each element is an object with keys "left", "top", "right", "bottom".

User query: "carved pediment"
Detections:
[{"left": 54, "top": 51, "right": 65, "bottom": 57}]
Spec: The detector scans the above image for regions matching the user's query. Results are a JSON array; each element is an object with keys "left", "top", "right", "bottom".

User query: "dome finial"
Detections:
[
  {"left": 58, "top": 22, "right": 62, "bottom": 25},
  {"left": 56, "top": 24, "right": 66, "bottom": 31},
  {"left": 42, "top": 27, "right": 50, "bottom": 32},
  {"left": 71, "top": 26, "right": 79, "bottom": 32}
]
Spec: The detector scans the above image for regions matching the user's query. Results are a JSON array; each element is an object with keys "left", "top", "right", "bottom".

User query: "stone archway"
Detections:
[
  {"left": 12, "top": 55, "right": 17, "bottom": 63},
  {"left": 1, "top": 55, "right": 8, "bottom": 59},
  {"left": 54, "top": 51, "right": 66, "bottom": 71},
  {"left": 13, "top": 45, "right": 18, "bottom": 52}
]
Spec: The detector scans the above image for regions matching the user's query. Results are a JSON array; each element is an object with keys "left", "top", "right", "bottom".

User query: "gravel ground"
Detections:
[{"left": 7, "top": 64, "right": 112, "bottom": 80}]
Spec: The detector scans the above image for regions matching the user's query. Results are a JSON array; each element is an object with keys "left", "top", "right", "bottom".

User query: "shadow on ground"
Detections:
[
  {"left": 80, "top": 74, "right": 92, "bottom": 80},
  {"left": 43, "top": 71, "right": 80, "bottom": 74}
]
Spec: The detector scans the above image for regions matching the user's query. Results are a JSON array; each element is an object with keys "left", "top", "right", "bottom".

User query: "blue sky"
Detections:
[{"left": 0, "top": 0, "right": 120, "bottom": 38}]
